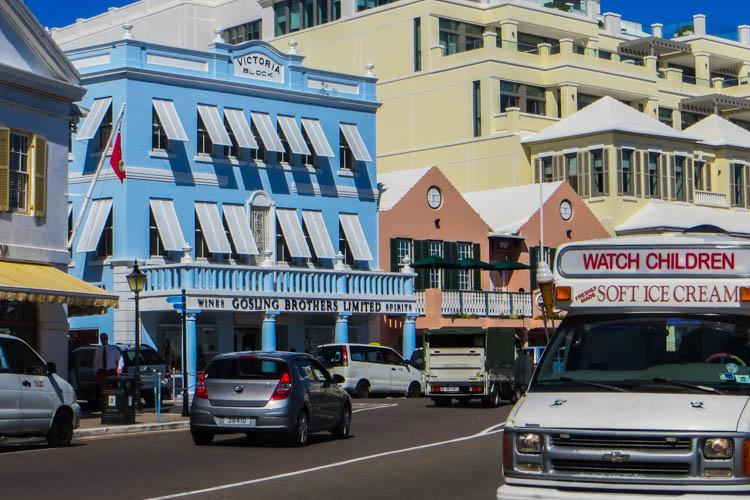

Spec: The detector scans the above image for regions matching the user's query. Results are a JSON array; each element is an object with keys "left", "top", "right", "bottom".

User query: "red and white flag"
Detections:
[{"left": 109, "top": 128, "right": 126, "bottom": 183}]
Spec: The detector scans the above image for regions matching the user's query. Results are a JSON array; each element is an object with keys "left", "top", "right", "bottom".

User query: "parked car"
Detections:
[
  {"left": 0, "top": 333, "right": 80, "bottom": 446},
  {"left": 316, "top": 343, "right": 422, "bottom": 398},
  {"left": 68, "top": 344, "right": 172, "bottom": 407},
  {"left": 189, "top": 351, "right": 351, "bottom": 446}
]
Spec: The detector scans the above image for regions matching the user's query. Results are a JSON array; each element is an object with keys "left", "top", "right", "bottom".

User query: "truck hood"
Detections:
[{"left": 509, "top": 392, "right": 750, "bottom": 432}]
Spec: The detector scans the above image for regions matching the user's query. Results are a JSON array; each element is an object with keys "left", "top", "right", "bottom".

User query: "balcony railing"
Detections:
[
  {"left": 413, "top": 290, "right": 532, "bottom": 318},
  {"left": 694, "top": 190, "right": 729, "bottom": 208},
  {"left": 141, "top": 263, "right": 415, "bottom": 299}
]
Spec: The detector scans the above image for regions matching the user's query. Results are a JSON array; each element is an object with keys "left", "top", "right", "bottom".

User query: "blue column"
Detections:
[
  {"left": 335, "top": 312, "right": 352, "bottom": 343},
  {"left": 262, "top": 311, "right": 279, "bottom": 351},
  {"left": 402, "top": 313, "right": 418, "bottom": 360},
  {"left": 186, "top": 312, "right": 198, "bottom": 396}
]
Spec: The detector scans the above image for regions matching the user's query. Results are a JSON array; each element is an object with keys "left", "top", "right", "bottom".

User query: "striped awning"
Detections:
[
  {"left": 0, "top": 261, "right": 118, "bottom": 308},
  {"left": 277, "top": 116, "right": 311, "bottom": 156},
  {"left": 222, "top": 204, "right": 259, "bottom": 255},
  {"left": 197, "top": 105, "right": 232, "bottom": 146},
  {"left": 339, "top": 213, "right": 374, "bottom": 261},
  {"left": 276, "top": 208, "right": 312, "bottom": 259},
  {"left": 250, "top": 112, "right": 284, "bottom": 152},
  {"left": 76, "top": 97, "right": 112, "bottom": 141},
  {"left": 195, "top": 202, "right": 232, "bottom": 254},
  {"left": 149, "top": 199, "right": 186, "bottom": 252},
  {"left": 76, "top": 198, "right": 113, "bottom": 253},
  {"left": 301, "top": 118, "right": 335, "bottom": 157},
  {"left": 340, "top": 123, "right": 372, "bottom": 162},
  {"left": 153, "top": 99, "right": 189, "bottom": 141},
  {"left": 302, "top": 210, "right": 336, "bottom": 259},
  {"left": 224, "top": 109, "right": 259, "bottom": 149}
]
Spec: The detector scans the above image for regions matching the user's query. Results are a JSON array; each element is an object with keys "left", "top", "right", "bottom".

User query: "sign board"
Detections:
[
  {"left": 233, "top": 52, "right": 284, "bottom": 83},
  {"left": 558, "top": 246, "right": 750, "bottom": 278},
  {"left": 188, "top": 296, "right": 414, "bottom": 315},
  {"left": 565, "top": 280, "right": 742, "bottom": 308}
]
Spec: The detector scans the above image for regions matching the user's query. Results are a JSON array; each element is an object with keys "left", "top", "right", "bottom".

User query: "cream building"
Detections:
[{"left": 51, "top": 1, "right": 750, "bottom": 236}]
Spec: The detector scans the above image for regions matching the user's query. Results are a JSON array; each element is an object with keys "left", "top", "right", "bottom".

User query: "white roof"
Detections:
[
  {"left": 683, "top": 114, "right": 750, "bottom": 150},
  {"left": 616, "top": 201, "right": 750, "bottom": 237},
  {"left": 521, "top": 96, "right": 696, "bottom": 144},
  {"left": 377, "top": 167, "right": 432, "bottom": 211},
  {"left": 463, "top": 182, "right": 563, "bottom": 234}
]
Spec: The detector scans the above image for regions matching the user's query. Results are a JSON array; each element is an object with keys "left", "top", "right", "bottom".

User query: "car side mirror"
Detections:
[
  {"left": 413, "top": 359, "right": 425, "bottom": 370},
  {"left": 332, "top": 374, "right": 345, "bottom": 384},
  {"left": 46, "top": 362, "right": 56, "bottom": 375}
]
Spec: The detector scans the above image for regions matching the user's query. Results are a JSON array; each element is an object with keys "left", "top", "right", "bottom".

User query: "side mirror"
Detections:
[
  {"left": 46, "top": 362, "right": 57, "bottom": 375},
  {"left": 413, "top": 359, "right": 425, "bottom": 370},
  {"left": 332, "top": 374, "right": 345, "bottom": 384}
]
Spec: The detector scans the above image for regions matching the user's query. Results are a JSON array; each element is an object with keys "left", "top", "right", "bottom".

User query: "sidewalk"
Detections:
[{"left": 75, "top": 400, "right": 190, "bottom": 439}]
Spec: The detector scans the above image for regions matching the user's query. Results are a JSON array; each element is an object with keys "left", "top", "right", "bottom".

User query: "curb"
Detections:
[{"left": 74, "top": 420, "right": 189, "bottom": 439}]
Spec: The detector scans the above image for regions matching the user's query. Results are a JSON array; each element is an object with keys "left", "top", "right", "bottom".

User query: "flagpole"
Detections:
[{"left": 68, "top": 102, "right": 127, "bottom": 249}]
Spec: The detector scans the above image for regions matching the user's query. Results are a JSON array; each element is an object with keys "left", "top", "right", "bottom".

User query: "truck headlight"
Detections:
[
  {"left": 704, "top": 438, "right": 733, "bottom": 459},
  {"left": 517, "top": 433, "right": 542, "bottom": 454}
]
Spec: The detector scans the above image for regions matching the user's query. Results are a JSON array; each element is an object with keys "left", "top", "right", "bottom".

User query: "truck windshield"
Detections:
[{"left": 532, "top": 314, "right": 750, "bottom": 393}]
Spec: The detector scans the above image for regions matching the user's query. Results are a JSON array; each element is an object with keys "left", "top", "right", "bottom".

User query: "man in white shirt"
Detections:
[{"left": 93, "top": 333, "right": 124, "bottom": 402}]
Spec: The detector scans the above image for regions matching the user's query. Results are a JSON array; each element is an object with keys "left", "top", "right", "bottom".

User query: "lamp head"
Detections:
[{"left": 126, "top": 262, "right": 147, "bottom": 293}]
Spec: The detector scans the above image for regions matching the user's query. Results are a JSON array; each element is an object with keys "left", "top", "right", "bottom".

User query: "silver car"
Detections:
[{"left": 190, "top": 351, "right": 351, "bottom": 446}]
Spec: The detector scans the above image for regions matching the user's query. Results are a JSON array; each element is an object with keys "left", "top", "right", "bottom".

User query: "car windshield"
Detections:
[
  {"left": 532, "top": 314, "right": 750, "bottom": 394},
  {"left": 317, "top": 346, "right": 345, "bottom": 367}
]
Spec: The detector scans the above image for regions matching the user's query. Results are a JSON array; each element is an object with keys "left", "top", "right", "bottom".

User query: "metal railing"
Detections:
[
  {"left": 442, "top": 290, "right": 532, "bottom": 318},
  {"left": 694, "top": 190, "right": 728, "bottom": 208}
]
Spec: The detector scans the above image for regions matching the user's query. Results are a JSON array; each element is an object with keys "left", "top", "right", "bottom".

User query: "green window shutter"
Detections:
[
  {"left": 445, "top": 241, "right": 458, "bottom": 290},
  {"left": 33, "top": 136, "right": 47, "bottom": 217},
  {"left": 414, "top": 240, "right": 427, "bottom": 290},
  {"left": 0, "top": 128, "right": 9, "bottom": 212},
  {"left": 529, "top": 246, "right": 539, "bottom": 291},
  {"left": 390, "top": 238, "right": 399, "bottom": 272},
  {"left": 472, "top": 242, "right": 481, "bottom": 290},
  {"left": 548, "top": 247, "right": 557, "bottom": 273}
]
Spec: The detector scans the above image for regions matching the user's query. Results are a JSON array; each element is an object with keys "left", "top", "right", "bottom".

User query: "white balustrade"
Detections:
[{"left": 694, "top": 190, "right": 728, "bottom": 208}]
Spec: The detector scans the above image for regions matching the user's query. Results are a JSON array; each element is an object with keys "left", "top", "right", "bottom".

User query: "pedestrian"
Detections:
[{"left": 93, "top": 333, "right": 124, "bottom": 407}]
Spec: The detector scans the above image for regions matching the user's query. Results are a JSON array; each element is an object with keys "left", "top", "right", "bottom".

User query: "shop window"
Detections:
[
  {"left": 222, "top": 20, "right": 261, "bottom": 44},
  {"left": 152, "top": 107, "right": 168, "bottom": 151},
  {"left": 96, "top": 209, "right": 113, "bottom": 258},
  {"left": 149, "top": 210, "right": 166, "bottom": 257},
  {"left": 439, "top": 19, "right": 483, "bottom": 56}
]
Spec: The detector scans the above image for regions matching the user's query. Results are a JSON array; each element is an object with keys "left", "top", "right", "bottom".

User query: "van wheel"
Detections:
[
  {"left": 47, "top": 411, "right": 73, "bottom": 447},
  {"left": 354, "top": 381, "right": 370, "bottom": 399},
  {"left": 407, "top": 382, "right": 421, "bottom": 398},
  {"left": 191, "top": 430, "right": 214, "bottom": 445}
]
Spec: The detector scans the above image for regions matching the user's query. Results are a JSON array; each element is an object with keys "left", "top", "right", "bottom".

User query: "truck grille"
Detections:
[
  {"left": 551, "top": 459, "right": 689, "bottom": 476},
  {"left": 550, "top": 434, "right": 691, "bottom": 451}
]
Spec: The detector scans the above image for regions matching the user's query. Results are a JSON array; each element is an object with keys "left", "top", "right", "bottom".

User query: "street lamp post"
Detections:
[{"left": 126, "top": 261, "right": 147, "bottom": 412}]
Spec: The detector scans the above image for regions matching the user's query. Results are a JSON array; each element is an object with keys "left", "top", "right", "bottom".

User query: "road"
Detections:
[{"left": 0, "top": 398, "right": 511, "bottom": 500}]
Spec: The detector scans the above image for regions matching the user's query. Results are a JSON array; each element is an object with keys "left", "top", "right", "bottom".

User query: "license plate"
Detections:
[
  {"left": 442, "top": 387, "right": 459, "bottom": 393},
  {"left": 223, "top": 417, "right": 254, "bottom": 426}
]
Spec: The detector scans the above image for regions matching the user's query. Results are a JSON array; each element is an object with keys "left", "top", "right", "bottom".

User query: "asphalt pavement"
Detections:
[{"left": 0, "top": 398, "right": 511, "bottom": 500}]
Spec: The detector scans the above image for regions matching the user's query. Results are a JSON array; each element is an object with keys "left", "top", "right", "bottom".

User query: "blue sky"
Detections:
[{"left": 24, "top": 0, "right": 750, "bottom": 32}]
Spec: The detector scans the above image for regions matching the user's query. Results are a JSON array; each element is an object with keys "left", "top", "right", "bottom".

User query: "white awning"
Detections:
[
  {"left": 75, "top": 198, "right": 113, "bottom": 253},
  {"left": 222, "top": 204, "right": 259, "bottom": 255},
  {"left": 302, "top": 210, "right": 336, "bottom": 259},
  {"left": 76, "top": 97, "right": 112, "bottom": 141},
  {"left": 224, "top": 109, "right": 258, "bottom": 149},
  {"left": 149, "top": 199, "right": 186, "bottom": 252},
  {"left": 339, "top": 213, "right": 373, "bottom": 261},
  {"left": 195, "top": 202, "right": 232, "bottom": 254},
  {"left": 250, "top": 112, "right": 284, "bottom": 152},
  {"left": 340, "top": 123, "right": 372, "bottom": 162},
  {"left": 153, "top": 99, "right": 189, "bottom": 141},
  {"left": 301, "top": 118, "right": 335, "bottom": 157},
  {"left": 277, "top": 116, "right": 311, "bottom": 156},
  {"left": 197, "top": 105, "right": 231, "bottom": 146},
  {"left": 276, "top": 208, "right": 311, "bottom": 259}
]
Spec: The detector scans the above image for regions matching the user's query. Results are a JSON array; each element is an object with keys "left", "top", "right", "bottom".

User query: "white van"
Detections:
[
  {"left": 316, "top": 343, "right": 422, "bottom": 398},
  {"left": 499, "top": 232, "right": 750, "bottom": 499},
  {"left": 0, "top": 334, "right": 80, "bottom": 446}
]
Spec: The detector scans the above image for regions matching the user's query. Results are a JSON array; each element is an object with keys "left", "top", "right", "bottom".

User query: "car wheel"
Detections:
[
  {"left": 292, "top": 411, "right": 309, "bottom": 447},
  {"left": 332, "top": 405, "right": 351, "bottom": 439},
  {"left": 46, "top": 410, "right": 73, "bottom": 447},
  {"left": 191, "top": 430, "right": 214, "bottom": 446},
  {"left": 354, "top": 381, "right": 370, "bottom": 399},
  {"left": 433, "top": 398, "right": 451, "bottom": 407},
  {"left": 407, "top": 382, "right": 421, "bottom": 398}
]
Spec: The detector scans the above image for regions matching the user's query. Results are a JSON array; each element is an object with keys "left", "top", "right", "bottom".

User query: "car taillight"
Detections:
[
  {"left": 270, "top": 371, "right": 292, "bottom": 400},
  {"left": 195, "top": 371, "right": 208, "bottom": 399},
  {"left": 342, "top": 347, "right": 348, "bottom": 366},
  {"left": 743, "top": 439, "right": 750, "bottom": 477},
  {"left": 503, "top": 432, "right": 511, "bottom": 470}
]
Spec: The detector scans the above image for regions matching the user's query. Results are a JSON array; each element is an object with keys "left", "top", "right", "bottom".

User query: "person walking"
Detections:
[{"left": 93, "top": 333, "right": 124, "bottom": 407}]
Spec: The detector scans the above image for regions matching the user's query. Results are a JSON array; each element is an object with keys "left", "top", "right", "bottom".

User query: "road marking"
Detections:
[
  {"left": 352, "top": 403, "right": 398, "bottom": 413},
  {"left": 145, "top": 423, "right": 505, "bottom": 499}
]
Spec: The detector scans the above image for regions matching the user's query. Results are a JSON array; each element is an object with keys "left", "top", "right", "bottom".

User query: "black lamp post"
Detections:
[{"left": 126, "top": 261, "right": 147, "bottom": 412}]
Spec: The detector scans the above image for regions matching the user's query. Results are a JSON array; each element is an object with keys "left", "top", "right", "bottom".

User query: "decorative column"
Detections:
[
  {"left": 335, "top": 312, "right": 352, "bottom": 343},
  {"left": 262, "top": 311, "right": 279, "bottom": 351},
  {"left": 186, "top": 313, "right": 198, "bottom": 396},
  {"left": 499, "top": 20, "right": 518, "bottom": 51},
  {"left": 402, "top": 313, "right": 419, "bottom": 360}
]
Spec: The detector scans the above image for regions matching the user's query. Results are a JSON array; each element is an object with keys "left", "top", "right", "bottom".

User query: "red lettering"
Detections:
[{"left": 724, "top": 253, "right": 735, "bottom": 270}]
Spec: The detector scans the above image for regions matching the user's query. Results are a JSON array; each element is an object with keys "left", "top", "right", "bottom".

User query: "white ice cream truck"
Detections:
[{"left": 498, "top": 231, "right": 750, "bottom": 499}]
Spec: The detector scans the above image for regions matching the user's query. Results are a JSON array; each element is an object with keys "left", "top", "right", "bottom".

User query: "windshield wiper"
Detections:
[
  {"left": 644, "top": 378, "right": 724, "bottom": 395},
  {"left": 554, "top": 377, "right": 629, "bottom": 392}
]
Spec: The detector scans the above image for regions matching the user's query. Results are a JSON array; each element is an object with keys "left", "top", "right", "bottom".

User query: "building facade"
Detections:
[
  {"left": 66, "top": 34, "right": 414, "bottom": 393},
  {"left": 0, "top": 0, "right": 118, "bottom": 375}
]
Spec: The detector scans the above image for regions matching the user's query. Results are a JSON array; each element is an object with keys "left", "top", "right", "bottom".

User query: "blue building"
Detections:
[{"left": 66, "top": 31, "right": 416, "bottom": 393}]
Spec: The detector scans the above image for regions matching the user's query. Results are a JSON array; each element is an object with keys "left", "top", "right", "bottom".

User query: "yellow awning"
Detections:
[{"left": 0, "top": 261, "right": 119, "bottom": 309}]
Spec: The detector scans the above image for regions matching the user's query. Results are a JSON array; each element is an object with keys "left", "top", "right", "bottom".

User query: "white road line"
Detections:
[
  {"left": 145, "top": 423, "right": 505, "bottom": 500},
  {"left": 352, "top": 403, "right": 398, "bottom": 413}
]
